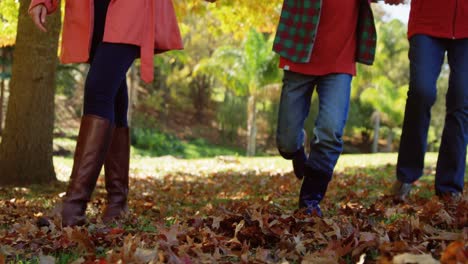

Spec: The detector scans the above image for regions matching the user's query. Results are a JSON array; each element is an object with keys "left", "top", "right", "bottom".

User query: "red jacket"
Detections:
[
  {"left": 29, "top": 0, "right": 183, "bottom": 83},
  {"left": 408, "top": 0, "right": 468, "bottom": 39}
]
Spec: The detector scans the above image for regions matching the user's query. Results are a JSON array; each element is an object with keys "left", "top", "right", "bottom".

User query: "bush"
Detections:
[{"left": 131, "top": 128, "right": 184, "bottom": 156}]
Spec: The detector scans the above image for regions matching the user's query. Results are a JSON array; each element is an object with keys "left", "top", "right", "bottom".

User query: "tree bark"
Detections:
[
  {"left": 246, "top": 95, "right": 257, "bottom": 156},
  {"left": 385, "top": 128, "right": 393, "bottom": 152},
  {"left": 127, "top": 63, "right": 138, "bottom": 127},
  {"left": 0, "top": 0, "right": 61, "bottom": 185},
  {"left": 190, "top": 74, "right": 210, "bottom": 123},
  {"left": 0, "top": 48, "right": 6, "bottom": 135},
  {"left": 371, "top": 111, "right": 380, "bottom": 153}
]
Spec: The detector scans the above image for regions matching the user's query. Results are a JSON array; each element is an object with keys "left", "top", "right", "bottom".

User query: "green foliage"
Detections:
[
  {"left": 344, "top": 99, "right": 374, "bottom": 137},
  {"left": 182, "top": 138, "right": 242, "bottom": 158},
  {"left": 55, "top": 64, "right": 86, "bottom": 98},
  {"left": 197, "top": 29, "right": 280, "bottom": 97},
  {"left": 195, "top": 29, "right": 281, "bottom": 154},
  {"left": 0, "top": 0, "right": 19, "bottom": 47},
  {"left": 216, "top": 91, "right": 247, "bottom": 142},
  {"left": 360, "top": 76, "right": 407, "bottom": 128},
  {"left": 130, "top": 127, "right": 241, "bottom": 158},
  {"left": 131, "top": 128, "right": 185, "bottom": 156}
]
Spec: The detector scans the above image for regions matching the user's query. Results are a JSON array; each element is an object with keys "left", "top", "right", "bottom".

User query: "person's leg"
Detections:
[
  {"left": 435, "top": 38, "right": 468, "bottom": 196},
  {"left": 276, "top": 71, "right": 316, "bottom": 179},
  {"left": 299, "top": 73, "right": 352, "bottom": 215},
  {"left": 102, "top": 80, "right": 131, "bottom": 222},
  {"left": 113, "top": 81, "right": 129, "bottom": 127},
  {"left": 62, "top": 43, "right": 138, "bottom": 226},
  {"left": 83, "top": 43, "right": 139, "bottom": 122},
  {"left": 396, "top": 35, "right": 446, "bottom": 190}
]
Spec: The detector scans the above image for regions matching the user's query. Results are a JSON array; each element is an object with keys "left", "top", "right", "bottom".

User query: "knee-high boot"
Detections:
[
  {"left": 61, "top": 115, "right": 114, "bottom": 227},
  {"left": 102, "top": 127, "right": 130, "bottom": 223}
]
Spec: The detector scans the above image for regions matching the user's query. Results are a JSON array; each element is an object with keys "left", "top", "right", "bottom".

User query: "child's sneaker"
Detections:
[{"left": 292, "top": 146, "right": 307, "bottom": 180}]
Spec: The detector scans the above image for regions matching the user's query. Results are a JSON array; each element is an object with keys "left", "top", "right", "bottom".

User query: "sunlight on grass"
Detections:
[{"left": 53, "top": 152, "right": 461, "bottom": 182}]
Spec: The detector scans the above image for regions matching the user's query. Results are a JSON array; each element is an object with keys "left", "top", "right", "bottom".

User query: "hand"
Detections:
[
  {"left": 384, "top": 0, "right": 405, "bottom": 5},
  {"left": 29, "top": 4, "right": 48, "bottom": 32}
]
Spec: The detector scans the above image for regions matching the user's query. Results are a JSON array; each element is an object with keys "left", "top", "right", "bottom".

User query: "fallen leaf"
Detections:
[
  {"left": 392, "top": 253, "right": 439, "bottom": 264},
  {"left": 440, "top": 241, "right": 467, "bottom": 264},
  {"left": 39, "top": 254, "right": 55, "bottom": 264}
]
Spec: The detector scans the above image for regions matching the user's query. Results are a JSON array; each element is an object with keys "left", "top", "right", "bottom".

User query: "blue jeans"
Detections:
[
  {"left": 276, "top": 71, "right": 352, "bottom": 179},
  {"left": 397, "top": 35, "right": 468, "bottom": 195}
]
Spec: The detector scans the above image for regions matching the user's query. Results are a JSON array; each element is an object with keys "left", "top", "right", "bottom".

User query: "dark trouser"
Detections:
[
  {"left": 83, "top": 0, "right": 139, "bottom": 127},
  {"left": 83, "top": 43, "right": 139, "bottom": 127},
  {"left": 397, "top": 35, "right": 468, "bottom": 195}
]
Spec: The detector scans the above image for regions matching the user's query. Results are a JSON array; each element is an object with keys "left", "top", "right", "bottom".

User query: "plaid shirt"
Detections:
[{"left": 273, "top": 0, "right": 377, "bottom": 65}]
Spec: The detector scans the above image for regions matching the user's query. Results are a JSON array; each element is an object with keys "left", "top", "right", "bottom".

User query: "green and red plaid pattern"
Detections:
[
  {"left": 355, "top": 0, "right": 377, "bottom": 65},
  {"left": 273, "top": 0, "right": 377, "bottom": 65}
]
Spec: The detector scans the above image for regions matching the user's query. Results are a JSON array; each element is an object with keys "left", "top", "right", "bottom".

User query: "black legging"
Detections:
[{"left": 83, "top": 0, "right": 139, "bottom": 127}]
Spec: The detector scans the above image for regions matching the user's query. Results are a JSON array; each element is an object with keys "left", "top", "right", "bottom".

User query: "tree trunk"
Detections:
[
  {"left": 190, "top": 74, "right": 211, "bottom": 123},
  {"left": 385, "top": 128, "right": 393, "bottom": 152},
  {"left": 371, "top": 111, "right": 380, "bottom": 153},
  {"left": 0, "top": 0, "right": 61, "bottom": 186},
  {"left": 246, "top": 95, "right": 257, "bottom": 156},
  {"left": 0, "top": 48, "right": 6, "bottom": 135},
  {"left": 127, "top": 63, "right": 138, "bottom": 127}
]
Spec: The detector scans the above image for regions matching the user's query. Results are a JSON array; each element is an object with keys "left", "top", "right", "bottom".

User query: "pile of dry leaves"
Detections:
[{"left": 0, "top": 158, "right": 466, "bottom": 263}]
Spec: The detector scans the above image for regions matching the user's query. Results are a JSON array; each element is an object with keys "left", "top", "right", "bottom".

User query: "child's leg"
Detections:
[
  {"left": 276, "top": 71, "right": 316, "bottom": 179},
  {"left": 299, "top": 73, "right": 352, "bottom": 213}
]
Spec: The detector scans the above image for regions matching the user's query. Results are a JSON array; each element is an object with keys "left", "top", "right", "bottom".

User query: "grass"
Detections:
[
  {"left": 54, "top": 136, "right": 245, "bottom": 160},
  {"left": 52, "top": 152, "right": 462, "bottom": 182}
]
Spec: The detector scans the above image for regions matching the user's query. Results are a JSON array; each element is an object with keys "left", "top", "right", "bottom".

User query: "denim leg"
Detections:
[
  {"left": 397, "top": 35, "right": 445, "bottom": 183},
  {"left": 306, "top": 74, "right": 352, "bottom": 178},
  {"left": 276, "top": 71, "right": 315, "bottom": 158},
  {"left": 435, "top": 38, "right": 468, "bottom": 194}
]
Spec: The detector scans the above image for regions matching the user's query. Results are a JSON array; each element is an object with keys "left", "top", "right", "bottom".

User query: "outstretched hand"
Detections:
[
  {"left": 29, "top": 4, "right": 48, "bottom": 32},
  {"left": 384, "top": 0, "right": 406, "bottom": 5}
]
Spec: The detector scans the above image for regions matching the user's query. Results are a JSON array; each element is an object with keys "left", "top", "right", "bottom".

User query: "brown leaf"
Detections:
[
  {"left": 392, "top": 253, "right": 439, "bottom": 264},
  {"left": 66, "top": 227, "right": 95, "bottom": 254},
  {"left": 440, "top": 241, "right": 467, "bottom": 264},
  {"left": 302, "top": 251, "right": 339, "bottom": 264},
  {"left": 38, "top": 254, "right": 55, "bottom": 264},
  {"left": 69, "top": 258, "right": 85, "bottom": 264},
  {"left": 134, "top": 248, "right": 158, "bottom": 263},
  {"left": 429, "top": 231, "right": 462, "bottom": 241}
]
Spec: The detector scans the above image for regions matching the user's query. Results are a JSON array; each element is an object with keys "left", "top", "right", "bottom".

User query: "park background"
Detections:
[{"left": 0, "top": 1, "right": 466, "bottom": 263}]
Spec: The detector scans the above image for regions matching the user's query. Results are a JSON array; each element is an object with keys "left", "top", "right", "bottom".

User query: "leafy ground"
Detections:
[{"left": 0, "top": 153, "right": 466, "bottom": 263}]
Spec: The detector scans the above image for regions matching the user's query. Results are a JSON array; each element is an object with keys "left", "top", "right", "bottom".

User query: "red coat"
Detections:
[
  {"left": 408, "top": 0, "right": 468, "bottom": 39},
  {"left": 29, "top": 0, "right": 183, "bottom": 82}
]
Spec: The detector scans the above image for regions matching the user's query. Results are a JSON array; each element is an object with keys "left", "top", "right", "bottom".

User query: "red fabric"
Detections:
[
  {"left": 279, "top": 0, "right": 360, "bottom": 76},
  {"left": 408, "top": 0, "right": 468, "bottom": 39},
  {"left": 28, "top": 0, "right": 183, "bottom": 83}
]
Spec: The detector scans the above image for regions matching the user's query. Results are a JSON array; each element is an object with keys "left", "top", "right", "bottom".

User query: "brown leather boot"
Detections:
[
  {"left": 102, "top": 127, "right": 130, "bottom": 223},
  {"left": 61, "top": 115, "right": 114, "bottom": 227}
]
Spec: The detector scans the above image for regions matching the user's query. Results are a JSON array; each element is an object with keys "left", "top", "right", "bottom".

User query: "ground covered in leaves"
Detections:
[{"left": 0, "top": 154, "right": 467, "bottom": 263}]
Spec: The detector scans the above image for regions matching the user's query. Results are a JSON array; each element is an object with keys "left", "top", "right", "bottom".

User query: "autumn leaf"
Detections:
[{"left": 440, "top": 241, "right": 467, "bottom": 264}]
